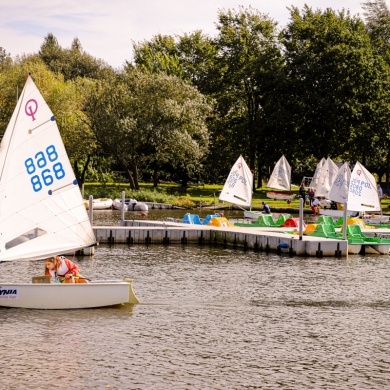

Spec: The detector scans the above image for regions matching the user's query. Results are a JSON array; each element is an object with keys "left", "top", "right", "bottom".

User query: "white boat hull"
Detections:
[
  {"left": 362, "top": 215, "right": 390, "bottom": 224},
  {"left": 347, "top": 243, "right": 390, "bottom": 255},
  {"left": 319, "top": 209, "right": 354, "bottom": 218},
  {"left": 112, "top": 198, "right": 148, "bottom": 212},
  {"left": 243, "top": 210, "right": 264, "bottom": 219},
  {"left": 367, "top": 244, "right": 390, "bottom": 254},
  {"left": 84, "top": 198, "right": 113, "bottom": 210},
  {"left": 347, "top": 244, "right": 362, "bottom": 255},
  {"left": 0, "top": 280, "right": 139, "bottom": 309},
  {"left": 266, "top": 192, "right": 295, "bottom": 201}
]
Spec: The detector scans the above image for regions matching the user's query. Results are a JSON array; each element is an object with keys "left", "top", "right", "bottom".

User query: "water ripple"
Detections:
[{"left": 1, "top": 245, "right": 390, "bottom": 389}]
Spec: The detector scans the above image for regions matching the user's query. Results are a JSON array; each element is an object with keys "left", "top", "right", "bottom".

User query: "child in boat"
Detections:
[
  {"left": 262, "top": 202, "right": 271, "bottom": 214},
  {"left": 44, "top": 255, "right": 88, "bottom": 284}
]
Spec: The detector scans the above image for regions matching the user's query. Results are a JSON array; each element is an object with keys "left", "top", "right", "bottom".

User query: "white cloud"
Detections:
[{"left": 0, "top": 0, "right": 371, "bottom": 68}]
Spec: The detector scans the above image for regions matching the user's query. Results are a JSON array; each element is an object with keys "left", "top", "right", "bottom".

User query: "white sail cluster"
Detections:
[{"left": 313, "top": 158, "right": 381, "bottom": 213}]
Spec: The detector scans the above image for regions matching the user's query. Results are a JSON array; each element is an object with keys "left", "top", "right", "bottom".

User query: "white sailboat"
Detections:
[
  {"left": 0, "top": 75, "right": 139, "bottom": 309},
  {"left": 326, "top": 161, "right": 390, "bottom": 253},
  {"left": 328, "top": 162, "right": 351, "bottom": 205},
  {"left": 320, "top": 161, "right": 354, "bottom": 217},
  {"left": 266, "top": 155, "right": 295, "bottom": 202},
  {"left": 315, "top": 157, "right": 339, "bottom": 199},
  {"left": 308, "top": 157, "right": 326, "bottom": 190},
  {"left": 321, "top": 161, "right": 388, "bottom": 222},
  {"left": 218, "top": 155, "right": 256, "bottom": 218},
  {"left": 349, "top": 162, "right": 389, "bottom": 224}
]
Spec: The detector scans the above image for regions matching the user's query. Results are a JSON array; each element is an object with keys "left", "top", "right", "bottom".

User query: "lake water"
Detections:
[{"left": 1, "top": 210, "right": 390, "bottom": 389}]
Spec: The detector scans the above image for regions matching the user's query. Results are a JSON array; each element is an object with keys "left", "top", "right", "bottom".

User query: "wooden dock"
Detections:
[{"left": 93, "top": 219, "right": 348, "bottom": 257}]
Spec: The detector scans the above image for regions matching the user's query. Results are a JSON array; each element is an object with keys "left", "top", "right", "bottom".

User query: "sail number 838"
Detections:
[{"left": 25, "top": 145, "right": 65, "bottom": 192}]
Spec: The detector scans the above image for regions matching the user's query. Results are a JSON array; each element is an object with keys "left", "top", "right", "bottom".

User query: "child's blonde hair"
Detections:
[{"left": 44, "top": 256, "right": 59, "bottom": 274}]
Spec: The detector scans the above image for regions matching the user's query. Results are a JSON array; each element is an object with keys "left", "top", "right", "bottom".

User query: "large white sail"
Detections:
[
  {"left": 315, "top": 157, "right": 339, "bottom": 198},
  {"left": 219, "top": 155, "right": 253, "bottom": 207},
  {"left": 309, "top": 157, "right": 326, "bottom": 189},
  {"left": 347, "top": 162, "right": 380, "bottom": 212},
  {"left": 267, "top": 155, "right": 291, "bottom": 191},
  {"left": 328, "top": 162, "right": 351, "bottom": 204},
  {"left": 0, "top": 75, "right": 96, "bottom": 261}
]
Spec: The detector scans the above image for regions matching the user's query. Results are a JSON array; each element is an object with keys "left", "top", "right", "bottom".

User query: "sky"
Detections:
[{"left": 0, "top": 0, "right": 377, "bottom": 69}]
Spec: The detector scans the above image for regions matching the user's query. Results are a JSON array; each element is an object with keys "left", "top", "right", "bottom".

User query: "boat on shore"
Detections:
[
  {"left": 112, "top": 198, "right": 148, "bottom": 212},
  {"left": 266, "top": 192, "right": 296, "bottom": 202},
  {"left": 84, "top": 197, "right": 113, "bottom": 210}
]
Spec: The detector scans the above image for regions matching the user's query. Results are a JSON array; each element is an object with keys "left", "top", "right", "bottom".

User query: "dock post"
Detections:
[
  {"left": 163, "top": 230, "right": 170, "bottom": 245},
  {"left": 121, "top": 191, "right": 126, "bottom": 222},
  {"left": 198, "top": 231, "right": 205, "bottom": 246},
  {"left": 316, "top": 243, "right": 323, "bottom": 258},
  {"left": 299, "top": 198, "right": 303, "bottom": 240},
  {"left": 145, "top": 231, "right": 151, "bottom": 245},
  {"left": 88, "top": 195, "right": 93, "bottom": 224}
]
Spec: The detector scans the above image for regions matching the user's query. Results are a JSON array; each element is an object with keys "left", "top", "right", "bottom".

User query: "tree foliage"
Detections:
[{"left": 2, "top": 4, "right": 390, "bottom": 189}]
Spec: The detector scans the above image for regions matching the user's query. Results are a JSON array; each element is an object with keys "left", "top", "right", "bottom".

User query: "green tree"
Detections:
[
  {"left": 280, "top": 6, "right": 389, "bottom": 172},
  {"left": 39, "top": 33, "right": 109, "bottom": 81},
  {"left": 124, "top": 70, "right": 211, "bottom": 187},
  {"left": 213, "top": 7, "right": 282, "bottom": 187},
  {"left": 0, "top": 47, "right": 12, "bottom": 69},
  {"left": 362, "top": 0, "right": 390, "bottom": 187},
  {"left": 130, "top": 34, "right": 184, "bottom": 77},
  {"left": 83, "top": 69, "right": 211, "bottom": 189}
]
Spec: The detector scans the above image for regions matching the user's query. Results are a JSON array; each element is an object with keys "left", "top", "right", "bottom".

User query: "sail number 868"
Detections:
[{"left": 25, "top": 145, "right": 65, "bottom": 192}]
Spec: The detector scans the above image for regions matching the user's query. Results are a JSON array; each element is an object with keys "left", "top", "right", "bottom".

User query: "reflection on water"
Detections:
[{"left": 1, "top": 217, "right": 390, "bottom": 388}]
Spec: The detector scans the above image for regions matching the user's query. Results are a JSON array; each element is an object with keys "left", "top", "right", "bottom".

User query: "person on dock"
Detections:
[
  {"left": 311, "top": 198, "right": 321, "bottom": 215},
  {"left": 44, "top": 255, "right": 88, "bottom": 284},
  {"left": 377, "top": 183, "right": 383, "bottom": 200},
  {"left": 262, "top": 201, "right": 271, "bottom": 214},
  {"left": 308, "top": 187, "right": 315, "bottom": 205},
  {"left": 299, "top": 183, "right": 306, "bottom": 205}
]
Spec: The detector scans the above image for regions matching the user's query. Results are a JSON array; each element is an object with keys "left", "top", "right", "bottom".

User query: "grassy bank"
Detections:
[{"left": 82, "top": 182, "right": 390, "bottom": 211}]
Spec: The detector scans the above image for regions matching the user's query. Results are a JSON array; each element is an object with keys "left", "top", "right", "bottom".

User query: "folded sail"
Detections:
[
  {"left": 0, "top": 75, "right": 96, "bottom": 261},
  {"left": 219, "top": 155, "right": 253, "bottom": 207},
  {"left": 267, "top": 155, "right": 291, "bottom": 191}
]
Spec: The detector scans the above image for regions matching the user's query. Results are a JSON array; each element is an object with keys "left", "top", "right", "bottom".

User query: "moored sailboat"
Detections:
[
  {"left": 265, "top": 155, "right": 295, "bottom": 204},
  {"left": 218, "top": 155, "right": 256, "bottom": 218},
  {"left": 322, "top": 161, "right": 390, "bottom": 254}
]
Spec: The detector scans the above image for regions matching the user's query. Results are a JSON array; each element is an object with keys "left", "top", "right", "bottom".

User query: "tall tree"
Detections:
[
  {"left": 83, "top": 69, "right": 211, "bottom": 189},
  {"left": 39, "top": 33, "right": 109, "bottom": 81},
  {"left": 213, "top": 7, "right": 282, "bottom": 187},
  {"left": 362, "top": 0, "right": 390, "bottom": 187},
  {"left": 280, "top": 6, "right": 389, "bottom": 172}
]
